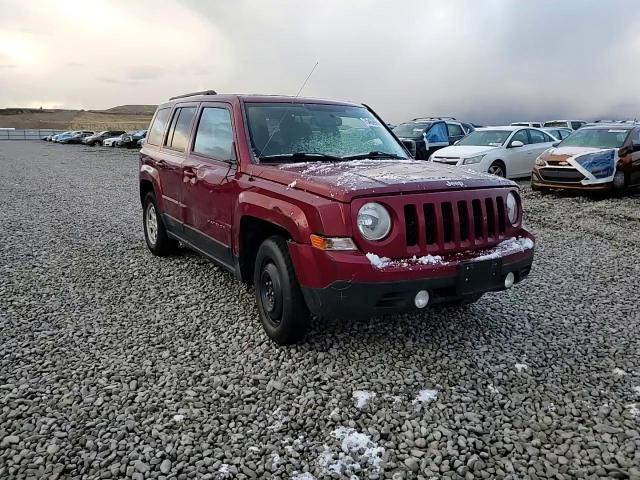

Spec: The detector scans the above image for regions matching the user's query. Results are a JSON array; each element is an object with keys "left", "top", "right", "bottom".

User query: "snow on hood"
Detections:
[
  {"left": 269, "top": 158, "right": 514, "bottom": 201},
  {"left": 432, "top": 145, "right": 500, "bottom": 157}
]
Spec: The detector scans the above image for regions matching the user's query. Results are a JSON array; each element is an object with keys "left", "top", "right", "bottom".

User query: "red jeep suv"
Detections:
[{"left": 140, "top": 91, "right": 535, "bottom": 344}]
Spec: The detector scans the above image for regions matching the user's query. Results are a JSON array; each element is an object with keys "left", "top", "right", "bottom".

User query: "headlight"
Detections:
[
  {"left": 535, "top": 156, "right": 546, "bottom": 167},
  {"left": 463, "top": 154, "right": 485, "bottom": 165},
  {"left": 506, "top": 192, "right": 519, "bottom": 225},
  {"left": 357, "top": 202, "right": 391, "bottom": 241}
]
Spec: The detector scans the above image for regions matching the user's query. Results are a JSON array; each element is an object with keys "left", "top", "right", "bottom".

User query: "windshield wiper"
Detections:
[
  {"left": 341, "top": 151, "right": 406, "bottom": 160},
  {"left": 258, "top": 152, "right": 343, "bottom": 163}
]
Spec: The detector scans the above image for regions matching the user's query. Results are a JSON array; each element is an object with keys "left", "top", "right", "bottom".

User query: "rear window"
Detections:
[
  {"left": 165, "top": 107, "right": 197, "bottom": 152},
  {"left": 392, "top": 123, "right": 431, "bottom": 138},
  {"left": 147, "top": 108, "right": 170, "bottom": 145}
]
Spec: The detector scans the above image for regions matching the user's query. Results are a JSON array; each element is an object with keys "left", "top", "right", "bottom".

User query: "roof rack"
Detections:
[
  {"left": 169, "top": 90, "right": 217, "bottom": 100},
  {"left": 412, "top": 116, "right": 457, "bottom": 121}
]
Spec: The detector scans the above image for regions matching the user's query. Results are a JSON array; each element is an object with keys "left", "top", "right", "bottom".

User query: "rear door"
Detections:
[
  {"left": 148, "top": 103, "right": 197, "bottom": 232},
  {"left": 628, "top": 127, "right": 640, "bottom": 187},
  {"left": 181, "top": 103, "right": 237, "bottom": 270},
  {"left": 423, "top": 121, "right": 449, "bottom": 158}
]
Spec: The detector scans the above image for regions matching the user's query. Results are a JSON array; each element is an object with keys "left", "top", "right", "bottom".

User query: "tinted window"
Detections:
[
  {"left": 166, "top": 107, "right": 196, "bottom": 152},
  {"left": 425, "top": 122, "right": 448, "bottom": 143},
  {"left": 147, "top": 108, "right": 170, "bottom": 145},
  {"left": 446, "top": 123, "right": 464, "bottom": 137},
  {"left": 193, "top": 107, "right": 234, "bottom": 160},
  {"left": 529, "top": 129, "right": 548, "bottom": 144},
  {"left": 392, "top": 122, "right": 431, "bottom": 138},
  {"left": 510, "top": 129, "right": 528, "bottom": 145},
  {"left": 571, "top": 121, "right": 583, "bottom": 130}
]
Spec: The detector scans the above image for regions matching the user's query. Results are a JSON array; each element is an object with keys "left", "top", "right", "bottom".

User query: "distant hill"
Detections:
[{"left": 0, "top": 105, "right": 157, "bottom": 130}]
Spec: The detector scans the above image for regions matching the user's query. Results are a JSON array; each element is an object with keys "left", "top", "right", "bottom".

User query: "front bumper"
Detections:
[
  {"left": 531, "top": 169, "right": 612, "bottom": 191},
  {"left": 289, "top": 234, "right": 535, "bottom": 318}
]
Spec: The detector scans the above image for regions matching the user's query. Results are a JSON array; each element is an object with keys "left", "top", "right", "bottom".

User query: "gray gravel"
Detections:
[{"left": 1, "top": 141, "right": 639, "bottom": 480}]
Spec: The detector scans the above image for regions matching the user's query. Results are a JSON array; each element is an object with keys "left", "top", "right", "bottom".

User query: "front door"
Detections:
[{"left": 181, "top": 103, "right": 237, "bottom": 270}]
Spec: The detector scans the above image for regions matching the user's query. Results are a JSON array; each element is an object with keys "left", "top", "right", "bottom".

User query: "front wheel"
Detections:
[
  {"left": 488, "top": 161, "right": 506, "bottom": 177},
  {"left": 254, "top": 236, "right": 309, "bottom": 345}
]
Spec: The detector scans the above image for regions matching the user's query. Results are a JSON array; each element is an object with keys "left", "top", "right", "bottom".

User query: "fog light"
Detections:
[
  {"left": 504, "top": 272, "right": 515, "bottom": 289},
  {"left": 414, "top": 290, "right": 430, "bottom": 308}
]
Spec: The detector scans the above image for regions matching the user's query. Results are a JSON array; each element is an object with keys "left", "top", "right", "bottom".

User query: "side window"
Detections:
[
  {"left": 165, "top": 107, "right": 196, "bottom": 152},
  {"left": 446, "top": 122, "right": 464, "bottom": 137},
  {"left": 510, "top": 129, "right": 528, "bottom": 145},
  {"left": 147, "top": 108, "right": 170, "bottom": 145},
  {"left": 529, "top": 130, "right": 550, "bottom": 143},
  {"left": 571, "top": 121, "right": 582, "bottom": 130},
  {"left": 425, "top": 122, "right": 448, "bottom": 143},
  {"left": 193, "top": 107, "right": 234, "bottom": 160}
]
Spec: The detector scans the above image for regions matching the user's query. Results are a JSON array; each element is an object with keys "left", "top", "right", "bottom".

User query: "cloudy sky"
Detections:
[{"left": 1, "top": 0, "right": 639, "bottom": 124}]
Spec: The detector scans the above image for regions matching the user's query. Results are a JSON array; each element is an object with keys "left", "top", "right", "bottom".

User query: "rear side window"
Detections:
[
  {"left": 529, "top": 129, "right": 549, "bottom": 143},
  {"left": 446, "top": 123, "right": 464, "bottom": 137},
  {"left": 193, "top": 107, "right": 234, "bottom": 160},
  {"left": 147, "top": 108, "right": 170, "bottom": 145},
  {"left": 571, "top": 121, "right": 583, "bottom": 130},
  {"left": 165, "top": 107, "right": 196, "bottom": 152}
]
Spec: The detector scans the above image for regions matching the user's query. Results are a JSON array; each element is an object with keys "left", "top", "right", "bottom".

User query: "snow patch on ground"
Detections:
[
  {"left": 317, "top": 427, "right": 385, "bottom": 476},
  {"left": 515, "top": 363, "right": 529, "bottom": 372},
  {"left": 291, "top": 474, "right": 316, "bottom": 480},
  {"left": 487, "top": 383, "right": 498, "bottom": 394},
  {"left": 287, "top": 180, "right": 297, "bottom": 188},
  {"left": 353, "top": 390, "right": 376, "bottom": 409},
  {"left": 613, "top": 368, "right": 627, "bottom": 376},
  {"left": 172, "top": 414, "right": 184, "bottom": 422},
  {"left": 217, "top": 464, "right": 232, "bottom": 478},
  {"left": 413, "top": 389, "right": 438, "bottom": 406}
]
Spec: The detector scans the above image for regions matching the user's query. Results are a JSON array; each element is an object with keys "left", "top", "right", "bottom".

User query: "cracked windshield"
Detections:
[{"left": 245, "top": 103, "right": 408, "bottom": 161}]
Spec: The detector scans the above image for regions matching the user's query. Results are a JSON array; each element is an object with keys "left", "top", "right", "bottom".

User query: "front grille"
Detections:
[
  {"left": 403, "top": 194, "right": 508, "bottom": 252},
  {"left": 432, "top": 157, "right": 459, "bottom": 165},
  {"left": 539, "top": 167, "right": 585, "bottom": 183}
]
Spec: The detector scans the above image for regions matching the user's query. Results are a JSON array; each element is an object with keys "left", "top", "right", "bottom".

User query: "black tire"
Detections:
[
  {"left": 488, "top": 161, "right": 506, "bottom": 178},
  {"left": 142, "top": 192, "right": 178, "bottom": 256},
  {"left": 254, "top": 236, "right": 309, "bottom": 345}
]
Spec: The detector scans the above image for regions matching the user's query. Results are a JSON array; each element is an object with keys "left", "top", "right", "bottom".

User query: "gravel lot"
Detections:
[{"left": 1, "top": 141, "right": 639, "bottom": 480}]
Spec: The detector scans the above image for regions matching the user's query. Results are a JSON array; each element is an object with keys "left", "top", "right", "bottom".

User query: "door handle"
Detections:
[{"left": 183, "top": 168, "right": 197, "bottom": 183}]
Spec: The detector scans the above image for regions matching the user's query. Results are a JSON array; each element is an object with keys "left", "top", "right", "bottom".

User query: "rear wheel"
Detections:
[
  {"left": 143, "top": 192, "right": 178, "bottom": 256},
  {"left": 254, "top": 236, "right": 309, "bottom": 345},
  {"left": 488, "top": 161, "right": 506, "bottom": 177}
]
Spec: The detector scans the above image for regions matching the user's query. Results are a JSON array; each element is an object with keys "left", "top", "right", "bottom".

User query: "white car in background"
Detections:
[
  {"left": 543, "top": 120, "right": 587, "bottom": 130},
  {"left": 103, "top": 134, "right": 124, "bottom": 147},
  {"left": 430, "top": 126, "right": 557, "bottom": 178}
]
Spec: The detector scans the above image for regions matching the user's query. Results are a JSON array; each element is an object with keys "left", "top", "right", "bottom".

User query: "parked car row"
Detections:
[{"left": 43, "top": 129, "right": 147, "bottom": 148}]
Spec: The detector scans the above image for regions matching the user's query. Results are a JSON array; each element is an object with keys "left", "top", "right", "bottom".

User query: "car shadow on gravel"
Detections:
[{"left": 303, "top": 299, "right": 522, "bottom": 352}]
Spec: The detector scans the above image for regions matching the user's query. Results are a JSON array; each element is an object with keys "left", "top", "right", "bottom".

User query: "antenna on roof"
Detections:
[{"left": 258, "top": 61, "right": 319, "bottom": 158}]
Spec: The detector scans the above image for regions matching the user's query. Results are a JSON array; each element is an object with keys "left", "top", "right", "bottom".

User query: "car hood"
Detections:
[
  {"left": 432, "top": 145, "right": 499, "bottom": 158},
  {"left": 539, "top": 146, "right": 618, "bottom": 162},
  {"left": 253, "top": 159, "right": 515, "bottom": 202}
]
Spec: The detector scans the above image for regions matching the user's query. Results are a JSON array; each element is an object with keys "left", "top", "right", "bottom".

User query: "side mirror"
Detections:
[
  {"left": 632, "top": 144, "right": 640, "bottom": 153},
  {"left": 510, "top": 140, "right": 524, "bottom": 148}
]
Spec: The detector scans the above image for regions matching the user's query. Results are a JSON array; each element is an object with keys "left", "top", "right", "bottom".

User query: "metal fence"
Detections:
[{"left": 0, "top": 129, "right": 64, "bottom": 140}]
